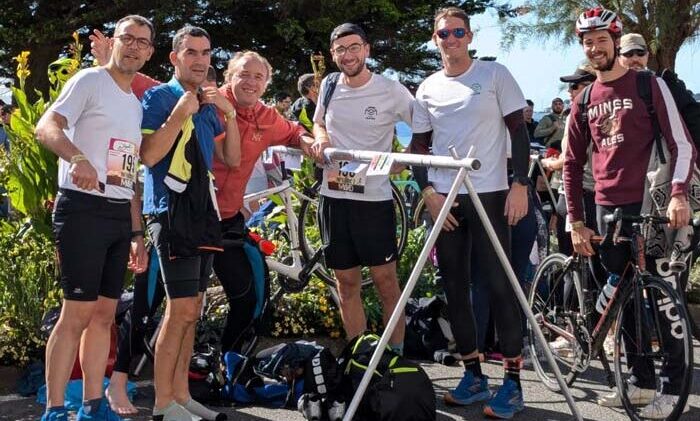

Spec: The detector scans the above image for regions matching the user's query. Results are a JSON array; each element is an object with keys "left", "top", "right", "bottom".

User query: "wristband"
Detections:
[
  {"left": 421, "top": 186, "right": 437, "bottom": 200},
  {"left": 224, "top": 109, "right": 236, "bottom": 121},
  {"left": 570, "top": 221, "right": 585, "bottom": 230},
  {"left": 70, "top": 154, "right": 88, "bottom": 165},
  {"left": 130, "top": 230, "right": 145, "bottom": 240}
]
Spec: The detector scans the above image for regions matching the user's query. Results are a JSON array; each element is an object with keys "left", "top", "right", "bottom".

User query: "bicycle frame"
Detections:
[{"left": 243, "top": 178, "right": 319, "bottom": 283}]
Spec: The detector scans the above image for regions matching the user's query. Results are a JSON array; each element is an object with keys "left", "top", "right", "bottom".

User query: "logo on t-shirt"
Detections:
[
  {"left": 470, "top": 83, "right": 482, "bottom": 94},
  {"left": 590, "top": 98, "right": 632, "bottom": 149},
  {"left": 364, "top": 106, "right": 377, "bottom": 120}
]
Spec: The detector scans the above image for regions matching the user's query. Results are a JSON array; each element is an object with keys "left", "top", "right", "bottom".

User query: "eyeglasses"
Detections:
[
  {"left": 333, "top": 42, "right": 365, "bottom": 56},
  {"left": 435, "top": 28, "right": 467, "bottom": 39},
  {"left": 116, "top": 34, "right": 152, "bottom": 50},
  {"left": 622, "top": 49, "right": 647, "bottom": 58}
]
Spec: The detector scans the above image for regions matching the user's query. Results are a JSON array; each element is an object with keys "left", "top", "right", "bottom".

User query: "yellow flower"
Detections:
[{"left": 13, "top": 51, "right": 31, "bottom": 84}]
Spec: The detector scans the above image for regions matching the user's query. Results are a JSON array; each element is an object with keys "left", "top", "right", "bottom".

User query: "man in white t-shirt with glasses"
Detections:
[
  {"left": 408, "top": 7, "right": 530, "bottom": 419},
  {"left": 310, "top": 23, "right": 414, "bottom": 355},
  {"left": 35, "top": 15, "right": 152, "bottom": 421}
]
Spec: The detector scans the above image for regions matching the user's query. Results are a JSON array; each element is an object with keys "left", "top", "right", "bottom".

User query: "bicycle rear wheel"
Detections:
[
  {"left": 298, "top": 181, "right": 409, "bottom": 289},
  {"left": 527, "top": 253, "right": 583, "bottom": 392},
  {"left": 613, "top": 275, "right": 693, "bottom": 421}
]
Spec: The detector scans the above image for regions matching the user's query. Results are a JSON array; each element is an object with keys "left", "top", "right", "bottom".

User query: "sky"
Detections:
[{"left": 465, "top": 7, "right": 700, "bottom": 111}]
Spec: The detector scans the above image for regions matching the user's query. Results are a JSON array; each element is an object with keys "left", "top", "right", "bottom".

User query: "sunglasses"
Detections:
[
  {"left": 435, "top": 27, "right": 467, "bottom": 39},
  {"left": 569, "top": 82, "right": 589, "bottom": 91},
  {"left": 622, "top": 49, "right": 647, "bottom": 58}
]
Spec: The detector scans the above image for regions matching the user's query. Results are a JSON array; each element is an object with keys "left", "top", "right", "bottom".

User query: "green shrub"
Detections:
[{"left": 0, "top": 219, "right": 59, "bottom": 365}]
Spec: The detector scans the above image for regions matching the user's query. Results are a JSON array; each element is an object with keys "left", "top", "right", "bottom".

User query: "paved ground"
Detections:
[{"left": 2, "top": 342, "right": 699, "bottom": 420}]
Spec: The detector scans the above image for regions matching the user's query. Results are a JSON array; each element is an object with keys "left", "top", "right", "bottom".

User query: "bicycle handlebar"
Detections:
[
  {"left": 602, "top": 208, "right": 700, "bottom": 227},
  {"left": 269, "top": 146, "right": 481, "bottom": 171}
]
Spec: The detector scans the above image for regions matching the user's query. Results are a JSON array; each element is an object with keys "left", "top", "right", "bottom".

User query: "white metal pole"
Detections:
[
  {"left": 342, "top": 149, "right": 474, "bottom": 421},
  {"left": 449, "top": 147, "right": 583, "bottom": 421}
]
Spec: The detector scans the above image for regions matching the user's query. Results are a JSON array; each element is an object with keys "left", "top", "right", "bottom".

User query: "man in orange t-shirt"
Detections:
[{"left": 213, "top": 51, "right": 314, "bottom": 353}]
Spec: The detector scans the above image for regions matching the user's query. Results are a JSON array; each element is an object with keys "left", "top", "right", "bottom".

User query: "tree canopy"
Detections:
[
  {"left": 499, "top": 0, "right": 700, "bottom": 72},
  {"left": 0, "top": 0, "right": 513, "bottom": 98}
]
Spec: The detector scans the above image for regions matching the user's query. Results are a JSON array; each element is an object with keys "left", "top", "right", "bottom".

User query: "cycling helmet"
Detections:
[{"left": 575, "top": 7, "right": 623, "bottom": 38}]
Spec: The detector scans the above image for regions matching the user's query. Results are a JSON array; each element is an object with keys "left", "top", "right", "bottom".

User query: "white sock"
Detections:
[
  {"left": 182, "top": 398, "right": 226, "bottom": 421},
  {"left": 153, "top": 401, "right": 192, "bottom": 421}
]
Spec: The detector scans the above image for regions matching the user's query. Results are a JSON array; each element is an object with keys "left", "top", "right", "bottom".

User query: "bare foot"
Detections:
[{"left": 106, "top": 383, "right": 138, "bottom": 415}]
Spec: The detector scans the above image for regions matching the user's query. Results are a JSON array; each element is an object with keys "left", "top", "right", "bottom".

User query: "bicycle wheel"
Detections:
[
  {"left": 613, "top": 275, "right": 693, "bottom": 421},
  {"left": 527, "top": 253, "right": 583, "bottom": 392},
  {"left": 298, "top": 181, "right": 409, "bottom": 289},
  {"left": 411, "top": 196, "right": 434, "bottom": 232}
]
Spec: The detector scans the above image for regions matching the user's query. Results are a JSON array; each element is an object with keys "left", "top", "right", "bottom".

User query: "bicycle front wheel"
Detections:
[
  {"left": 527, "top": 253, "right": 583, "bottom": 392},
  {"left": 613, "top": 275, "right": 693, "bottom": 421}
]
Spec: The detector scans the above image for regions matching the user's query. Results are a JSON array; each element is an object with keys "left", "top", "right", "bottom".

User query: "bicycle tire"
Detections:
[
  {"left": 527, "top": 252, "right": 582, "bottom": 392},
  {"left": 613, "top": 275, "right": 693, "bottom": 421},
  {"left": 297, "top": 181, "right": 409, "bottom": 289}
]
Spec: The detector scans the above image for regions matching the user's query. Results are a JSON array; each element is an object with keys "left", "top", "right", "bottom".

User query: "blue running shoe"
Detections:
[
  {"left": 444, "top": 371, "right": 491, "bottom": 406},
  {"left": 483, "top": 379, "right": 524, "bottom": 419},
  {"left": 41, "top": 407, "right": 69, "bottom": 421},
  {"left": 77, "top": 399, "right": 123, "bottom": 421}
]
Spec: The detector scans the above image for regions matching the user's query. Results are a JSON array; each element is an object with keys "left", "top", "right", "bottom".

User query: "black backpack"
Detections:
[
  {"left": 321, "top": 72, "right": 341, "bottom": 122},
  {"left": 658, "top": 69, "right": 700, "bottom": 153},
  {"left": 338, "top": 333, "right": 436, "bottom": 421}
]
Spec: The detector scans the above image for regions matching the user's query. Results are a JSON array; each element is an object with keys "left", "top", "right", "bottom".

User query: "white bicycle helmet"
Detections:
[{"left": 575, "top": 7, "right": 623, "bottom": 38}]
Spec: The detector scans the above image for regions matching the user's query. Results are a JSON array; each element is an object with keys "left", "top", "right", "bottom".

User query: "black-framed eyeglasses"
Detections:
[
  {"left": 333, "top": 43, "right": 365, "bottom": 56},
  {"left": 435, "top": 27, "right": 467, "bottom": 39},
  {"left": 622, "top": 49, "right": 647, "bottom": 58},
  {"left": 116, "top": 34, "right": 152, "bottom": 50}
]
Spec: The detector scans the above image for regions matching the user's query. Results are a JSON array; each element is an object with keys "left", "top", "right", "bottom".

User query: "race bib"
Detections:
[
  {"left": 106, "top": 138, "right": 139, "bottom": 190},
  {"left": 327, "top": 160, "right": 367, "bottom": 194}
]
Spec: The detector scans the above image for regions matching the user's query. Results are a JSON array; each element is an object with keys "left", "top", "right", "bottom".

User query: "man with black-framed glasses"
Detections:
[
  {"left": 35, "top": 14, "right": 153, "bottom": 421},
  {"left": 309, "top": 22, "right": 414, "bottom": 356}
]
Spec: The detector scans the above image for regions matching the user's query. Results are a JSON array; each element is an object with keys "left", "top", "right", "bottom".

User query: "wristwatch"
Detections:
[
  {"left": 512, "top": 175, "right": 529, "bottom": 186},
  {"left": 224, "top": 109, "right": 236, "bottom": 121}
]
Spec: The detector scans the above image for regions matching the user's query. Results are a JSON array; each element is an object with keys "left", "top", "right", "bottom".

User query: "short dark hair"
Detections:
[
  {"left": 526, "top": 99, "right": 534, "bottom": 107},
  {"left": 172, "top": 25, "right": 210, "bottom": 52},
  {"left": 274, "top": 92, "right": 291, "bottom": 102},
  {"left": 297, "top": 73, "right": 315, "bottom": 96},
  {"left": 330, "top": 22, "right": 368, "bottom": 45},
  {"left": 115, "top": 15, "right": 155, "bottom": 43},
  {"left": 552, "top": 97, "right": 564, "bottom": 103},
  {"left": 434, "top": 7, "right": 470, "bottom": 31}
]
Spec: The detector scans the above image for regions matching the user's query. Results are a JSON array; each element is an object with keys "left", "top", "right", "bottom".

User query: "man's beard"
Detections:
[
  {"left": 591, "top": 52, "right": 616, "bottom": 72},
  {"left": 341, "top": 58, "right": 365, "bottom": 78}
]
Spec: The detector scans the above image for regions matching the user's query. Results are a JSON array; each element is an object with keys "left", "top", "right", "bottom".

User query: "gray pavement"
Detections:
[{"left": 2, "top": 342, "right": 699, "bottom": 420}]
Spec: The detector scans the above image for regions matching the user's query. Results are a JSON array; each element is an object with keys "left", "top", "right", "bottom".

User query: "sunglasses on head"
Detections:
[
  {"left": 622, "top": 49, "right": 647, "bottom": 58},
  {"left": 435, "top": 27, "right": 467, "bottom": 39}
]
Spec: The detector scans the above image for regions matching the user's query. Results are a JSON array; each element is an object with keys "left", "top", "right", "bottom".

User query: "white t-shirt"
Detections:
[
  {"left": 50, "top": 67, "right": 143, "bottom": 200},
  {"left": 314, "top": 73, "right": 414, "bottom": 201},
  {"left": 413, "top": 60, "right": 526, "bottom": 194}
]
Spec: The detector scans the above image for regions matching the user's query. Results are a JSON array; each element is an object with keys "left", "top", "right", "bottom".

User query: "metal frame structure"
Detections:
[{"left": 271, "top": 146, "right": 583, "bottom": 421}]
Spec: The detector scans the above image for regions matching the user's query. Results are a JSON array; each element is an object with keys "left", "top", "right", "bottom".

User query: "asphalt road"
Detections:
[{"left": 2, "top": 342, "right": 699, "bottom": 420}]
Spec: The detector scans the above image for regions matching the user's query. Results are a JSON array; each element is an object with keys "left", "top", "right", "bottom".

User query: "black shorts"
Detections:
[
  {"left": 321, "top": 196, "right": 397, "bottom": 270},
  {"left": 52, "top": 188, "right": 132, "bottom": 301},
  {"left": 147, "top": 214, "right": 213, "bottom": 299}
]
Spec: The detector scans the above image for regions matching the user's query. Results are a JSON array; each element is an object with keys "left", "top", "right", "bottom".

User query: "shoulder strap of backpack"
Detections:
[
  {"left": 637, "top": 70, "right": 666, "bottom": 164},
  {"left": 322, "top": 72, "right": 341, "bottom": 122},
  {"left": 577, "top": 83, "right": 594, "bottom": 143}
]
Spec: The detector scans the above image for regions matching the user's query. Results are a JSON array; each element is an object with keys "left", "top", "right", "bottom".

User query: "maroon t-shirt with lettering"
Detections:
[{"left": 563, "top": 70, "right": 696, "bottom": 222}]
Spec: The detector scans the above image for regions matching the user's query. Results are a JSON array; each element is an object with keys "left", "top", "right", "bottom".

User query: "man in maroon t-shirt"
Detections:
[{"left": 563, "top": 7, "right": 695, "bottom": 418}]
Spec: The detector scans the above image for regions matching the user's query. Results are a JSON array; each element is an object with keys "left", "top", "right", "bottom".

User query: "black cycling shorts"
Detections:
[
  {"left": 147, "top": 214, "right": 213, "bottom": 299},
  {"left": 321, "top": 196, "right": 397, "bottom": 270},
  {"left": 52, "top": 188, "right": 132, "bottom": 301}
]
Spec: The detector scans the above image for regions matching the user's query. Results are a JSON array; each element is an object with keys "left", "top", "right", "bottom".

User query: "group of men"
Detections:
[{"left": 34, "top": 5, "right": 696, "bottom": 421}]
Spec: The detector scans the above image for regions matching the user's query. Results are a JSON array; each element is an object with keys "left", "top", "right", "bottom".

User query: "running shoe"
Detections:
[
  {"left": 483, "top": 379, "right": 524, "bottom": 419},
  {"left": 41, "top": 408, "right": 69, "bottom": 421},
  {"left": 444, "top": 371, "right": 491, "bottom": 406},
  {"left": 597, "top": 383, "right": 655, "bottom": 407},
  {"left": 639, "top": 393, "right": 689, "bottom": 419}
]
